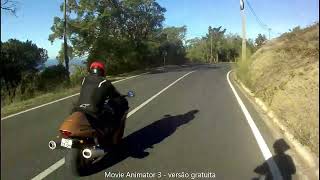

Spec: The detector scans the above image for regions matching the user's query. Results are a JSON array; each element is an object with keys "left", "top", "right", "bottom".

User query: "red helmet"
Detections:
[{"left": 89, "top": 61, "right": 105, "bottom": 76}]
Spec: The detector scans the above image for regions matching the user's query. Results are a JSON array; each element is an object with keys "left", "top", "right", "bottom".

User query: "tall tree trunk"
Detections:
[
  {"left": 64, "top": 0, "right": 70, "bottom": 79},
  {"left": 216, "top": 53, "right": 218, "bottom": 63}
]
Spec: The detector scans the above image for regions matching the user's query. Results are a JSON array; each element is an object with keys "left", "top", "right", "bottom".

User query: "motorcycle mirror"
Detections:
[{"left": 127, "top": 91, "right": 135, "bottom": 97}]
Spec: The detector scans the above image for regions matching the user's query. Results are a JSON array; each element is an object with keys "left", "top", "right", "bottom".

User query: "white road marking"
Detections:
[
  {"left": 30, "top": 158, "right": 65, "bottom": 180},
  {"left": 110, "top": 72, "right": 148, "bottom": 83},
  {"left": 1, "top": 73, "right": 148, "bottom": 120},
  {"left": 127, "top": 71, "right": 195, "bottom": 117},
  {"left": 30, "top": 71, "right": 195, "bottom": 180},
  {"left": 227, "top": 71, "right": 283, "bottom": 180}
]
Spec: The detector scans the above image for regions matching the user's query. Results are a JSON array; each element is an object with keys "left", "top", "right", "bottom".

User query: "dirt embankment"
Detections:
[{"left": 248, "top": 23, "right": 319, "bottom": 154}]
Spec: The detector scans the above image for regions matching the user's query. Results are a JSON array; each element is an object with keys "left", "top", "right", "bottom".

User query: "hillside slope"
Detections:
[{"left": 248, "top": 23, "right": 319, "bottom": 154}]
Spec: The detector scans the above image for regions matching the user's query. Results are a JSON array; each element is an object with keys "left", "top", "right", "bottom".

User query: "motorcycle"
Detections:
[{"left": 48, "top": 91, "right": 134, "bottom": 175}]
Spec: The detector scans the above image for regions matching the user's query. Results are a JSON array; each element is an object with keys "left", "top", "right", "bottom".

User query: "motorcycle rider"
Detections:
[{"left": 72, "top": 60, "right": 128, "bottom": 148}]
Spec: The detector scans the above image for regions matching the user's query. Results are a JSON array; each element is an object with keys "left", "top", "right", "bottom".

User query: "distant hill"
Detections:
[
  {"left": 44, "top": 58, "right": 86, "bottom": 74},
  {"left": 45, "top": 57, "right": 86, "bottom": 67}
]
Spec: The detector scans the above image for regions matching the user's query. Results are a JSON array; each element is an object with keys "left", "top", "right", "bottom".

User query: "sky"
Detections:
[{"left": 1, "top": 0, "right": 319, "bottom": 59}]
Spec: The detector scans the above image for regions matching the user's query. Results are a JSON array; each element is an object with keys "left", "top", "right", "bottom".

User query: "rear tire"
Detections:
[{"left": 65, "top": 149, "right": 91, "bottom": 176}]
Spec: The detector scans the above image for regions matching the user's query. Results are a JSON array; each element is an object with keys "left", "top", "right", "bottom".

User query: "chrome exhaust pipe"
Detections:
[
  {"left": 82, "top": 147, "right": 105, "bottom": 159},
  {"left": 49, "top": 140, "right": 60, "bottom": 150}
]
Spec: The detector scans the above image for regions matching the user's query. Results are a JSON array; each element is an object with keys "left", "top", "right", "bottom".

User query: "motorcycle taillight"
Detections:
[{"left": 60, "top": 130, "right": 72, "bottom": 137}]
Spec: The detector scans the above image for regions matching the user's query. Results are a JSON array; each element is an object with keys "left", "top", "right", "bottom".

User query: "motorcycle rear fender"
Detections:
[{"left": 59, "top": 112, "right": 96, "bottom": 137}]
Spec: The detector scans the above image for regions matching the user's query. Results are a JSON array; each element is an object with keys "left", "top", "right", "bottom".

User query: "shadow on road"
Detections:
[
  {"left": 148, "top": 64, "right": 214, "bottom": 74},
  {"left": 147, "top": 63, "right": 224, "bottom": 75},
  {"left": 205, "top": 65, "right": 221, "bottom": 69},
  {"left": 84, "top": 109, "right": 199, "bottom": 176},
  {"left": 149, "top": 67, "right": 191, "bottom": 74},
  {"left": 252, "top": 139, "right": 296, "bottom": 180}
]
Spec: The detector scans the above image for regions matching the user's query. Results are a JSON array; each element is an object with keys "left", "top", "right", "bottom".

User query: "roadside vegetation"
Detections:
[
  {"left": 186, "top": 27, "right": 256, "bottom": 63},
  {"left": 48, "top": 0, "right": 188, "bottom": 75},
  {"left": 1, "top": 0, "right": 181, "bottom": 114},
  {"left": 235, "top": 22, "right": 319, "bottom": 154},
  {"left": 1, "top": 0, "right": 262, "bottom": 117}
]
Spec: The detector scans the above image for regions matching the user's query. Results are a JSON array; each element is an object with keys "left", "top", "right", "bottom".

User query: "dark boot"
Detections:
[
  {"left": 96, "top": 127, "right": 113, "bottom": 150},
  {"left": 111, "top": 115, "right": 126, "bottom": 145}
]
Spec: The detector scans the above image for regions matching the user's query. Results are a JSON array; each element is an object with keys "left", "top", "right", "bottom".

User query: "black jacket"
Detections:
[{"left": 73, "top": 74, "right": 121, "bottom": 118}]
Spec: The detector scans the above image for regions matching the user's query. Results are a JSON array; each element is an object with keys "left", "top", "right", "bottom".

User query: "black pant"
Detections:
[
  {"left": 85, "top": 97, "right": 128, "bottom": 135},
  {"left": 107, "top": 97, "right": 129, "bottom": 123}
]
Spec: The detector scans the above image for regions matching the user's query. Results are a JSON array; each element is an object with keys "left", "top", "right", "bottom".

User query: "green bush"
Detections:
[
  {"left": 234, "top": 49, "right": 253, "bottom": 88},
  {"left": 38, "top": 64, "right": 68, "bottom": 91},
  {"left": 70, "top": 65, "right": 88, "bottom": 87},
  {"left": 1, "top": 73, "right": 39, "bottom": 106}
]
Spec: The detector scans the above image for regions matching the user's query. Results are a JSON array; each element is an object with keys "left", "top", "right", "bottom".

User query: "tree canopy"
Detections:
[
  {"left": 186, "top": 26, "right": 255, "bottom": 63},
  {"left": 1, "top": 0, "right": 18, "bottom": 16},
  {"left": 255, "top": 34, "right": 267, "bottom": 47},
  {"left": 49, "top": 0, "right": 182, "bottom": 74},
  {"left": 0, "top": 39, "right": 48, "bottom": 89},
  {"left": 56, "top": 43, "right": 74, "bottom": 65},
  {"left": 0, "top": 39, "right": 50, "bottom": 104}
]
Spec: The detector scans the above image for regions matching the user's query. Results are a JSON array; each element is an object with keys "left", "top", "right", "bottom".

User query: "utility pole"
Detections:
[
  {"left": 240, "top": 0, "right": 246, "bottom": 62},
  {"left": 163, "top": 52, "right": 166, "bottom": 67},
  {"left": 163, "top": 34, "right": 168, "bottom": 67},
  {"left": 64, "top": 0, "right": 70, "bottom": 78},
  {"left": 268, "top": 28, "right": 271, "bottom": 40},
  {"left": 210, "top": 31, "right": 213, "bottom": 64}
]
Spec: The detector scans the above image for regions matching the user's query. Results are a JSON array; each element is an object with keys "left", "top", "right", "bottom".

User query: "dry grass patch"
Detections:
[{"left": 248, "top": 23, "right": 319, "bottom": 154}]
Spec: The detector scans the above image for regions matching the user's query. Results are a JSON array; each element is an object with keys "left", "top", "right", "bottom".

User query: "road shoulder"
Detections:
[{"left": 230, "top": 71, "right": 319, "bottom": 180}]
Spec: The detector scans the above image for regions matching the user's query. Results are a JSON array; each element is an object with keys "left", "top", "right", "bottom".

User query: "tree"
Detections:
[
  {"left": 0, "top": 39, "right": 48, "bottom": 99},
  {"left": 49, "top": 0, "right": 167, "bottom": 74},
  {"left": 38, "top": 65, "right": 68, "bottom": 91},
  {"left": 1, "top": 0, "right": 18, "bottom": 16},
  {"left": 56, "top": 43, "right": 74, "bottom": 65},
  {"left": 207, "top": 26, "right": 226, "bottom": 63},
  {"left": 187, "top": 26, "right": 229, "bottom": 63},
  {"left": 186, "top": 27, "right": 252, "bottom": 63},
  {"left": 186, "top": 38, "right": 208, "bottom": 62},
  {"left": 118, "top": 0, "right": 166, "bottom": 46},
  {"left": 48, "top": 0, "right": 73, "bottom": 78},
  {"left": 255, "top": 34, "right": 267, "bottom": 48},
  {"left": 158, "top": 26, "right": 187, "bottom": 65},
  {"left": 290, "top": 26, "right": 301, "bottom": 32},
  {"left": 160, "top": 26, "right": 187, "bottom": 42}
]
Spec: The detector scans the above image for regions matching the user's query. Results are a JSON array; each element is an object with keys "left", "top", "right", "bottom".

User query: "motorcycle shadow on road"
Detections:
[
  {"left": 84, "top": 109, "right": 199, "bottom": 176},
  {"left": 252, "top": 139, "right": 296, "bottom": 180}
]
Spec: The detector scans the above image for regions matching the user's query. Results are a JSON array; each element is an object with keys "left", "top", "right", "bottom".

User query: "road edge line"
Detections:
[
  {"left": 30, "top": 71, "right": 195, "bottom": 180},
  {"left": 226, "top": 70, "right": 283, "bottom": 180},
  {"left": 1, "top": 72, "right": 148, "bottom": 120},
  {"left": 232, "top": 71, "right": 319, "bottom": 179}
]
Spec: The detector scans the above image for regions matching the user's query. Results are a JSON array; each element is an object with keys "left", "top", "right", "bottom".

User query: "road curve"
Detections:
[{"left": 1, "top": 64, "right": 284, "bottom": 180}]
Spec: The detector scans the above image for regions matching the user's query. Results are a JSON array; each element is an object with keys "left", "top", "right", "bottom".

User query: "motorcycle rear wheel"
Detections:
[{"left": 65, "top": 148, "right": 91, "bottom": 176}]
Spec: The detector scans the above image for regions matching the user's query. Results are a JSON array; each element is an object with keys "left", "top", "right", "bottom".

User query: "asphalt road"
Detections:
[{"left": 1, "top": 63, "right": 288, "bottom": 180}]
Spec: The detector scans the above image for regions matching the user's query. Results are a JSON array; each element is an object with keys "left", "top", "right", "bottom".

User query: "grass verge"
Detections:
[
  {"left": 1, "top": 69, "right": 148, "bottom": 118},
  {"left": 233, "top": 23, "right": 319, "bottom": 154}
]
